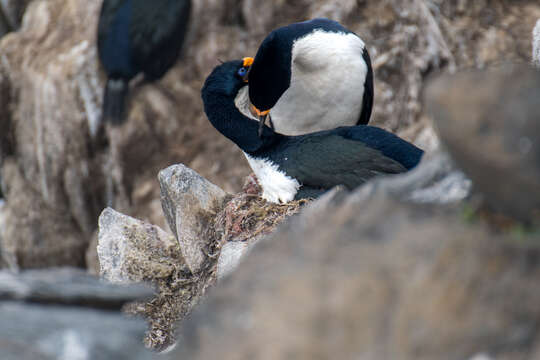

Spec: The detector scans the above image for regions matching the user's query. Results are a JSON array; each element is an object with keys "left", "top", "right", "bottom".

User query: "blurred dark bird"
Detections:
[
  {"left": 243, "top": 18, "right": 374, "bottom": 136},
  {"left": 97, "top": 0, "right": 191, "bottom": 125},
  {"left": 202, "top": 60, "right": 422, "bottom": 203}
]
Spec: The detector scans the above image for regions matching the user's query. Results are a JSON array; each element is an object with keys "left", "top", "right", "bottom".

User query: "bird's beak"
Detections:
[
  {"left": 242, "top": 57, "right": 254, "bottom": 83},
  {"left": 250, "top": 105, "right": 273, "bottom": 137}
]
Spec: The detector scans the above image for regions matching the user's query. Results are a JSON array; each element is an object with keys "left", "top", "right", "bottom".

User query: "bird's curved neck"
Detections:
[{"left": 203, "top": 86, "right": 282, "bottom": 154}]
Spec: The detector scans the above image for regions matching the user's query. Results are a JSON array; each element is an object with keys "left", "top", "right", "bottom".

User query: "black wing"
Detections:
[
  {"left": 274, "top": 133, "right": 407, "bottom": 191},
  {"left": 130, "top": 0, "right": 191, "bottom": 79},
  {"left": 97, "top": 0, "right": 125, "bottom": 50}
]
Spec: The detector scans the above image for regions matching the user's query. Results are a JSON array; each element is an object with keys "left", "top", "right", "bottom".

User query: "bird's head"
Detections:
[
  {"left": 202, "top": 58, "right": 278, "bottom": 152},
  {"left": 202, "top": 57, "right": 252, "bottom": 98}
]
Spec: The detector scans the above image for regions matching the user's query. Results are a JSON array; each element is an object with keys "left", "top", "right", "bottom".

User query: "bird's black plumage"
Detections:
[
  {"left": 97, "top": 0, "right": 191, "bottom": 124},
  {"left": 202, "top": 60, "right": 423, "bottom": 201},
  {"left": 248, "top": 18, "right": 374, "bottom": 131}
]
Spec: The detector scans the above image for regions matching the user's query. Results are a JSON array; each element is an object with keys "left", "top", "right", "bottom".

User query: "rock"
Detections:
[
  {"left": 426, "top": 65, "right": 540, "bottom": 222},
  {"left": 534, "top": 19, "right": 540, "bottom": 66},
  {"left": 97, "top": 206, "right": 218, "bottom": 351},
  {"left": 0, "top": 268, "right": 153, "bottom": 309},
  {"left": 347, "top": 150, "right": 471, "bottom": 205},
  {"left": 175, "top": 182, "right": 540, "bottom": 360},
  {"left": 85, "top": 231, "right": 100, "bottom": 275},
  {"left": 216, "top": 241, "right": 253, "bottom": 280},
  {"left": 159, "top": 164, "right": 227, "bottom": 274},
  {"left": 0, "top": 160, "right": 87, "bottom": 269},
  {"left": 97, "top": 207, "right": 185, "bottom": 284},
  {"left": 0, "top": 0, "right": 30, "bottom": 35},
  {"left": 0, "top": 302, "right": 151, "bottom": 360},
  {"left": 0, "top": 267, "right": 154, "bottom": 360}
]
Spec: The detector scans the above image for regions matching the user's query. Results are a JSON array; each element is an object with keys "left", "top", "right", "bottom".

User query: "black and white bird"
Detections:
[
  {"left": 97, "top": 0, "right": 191, "bottom": 124},
  {"left": 239, "top": 18, "right": 374, "bottom": 136},
  {"left": 202, "top": 60, "right": 423, "bottom": 203}
]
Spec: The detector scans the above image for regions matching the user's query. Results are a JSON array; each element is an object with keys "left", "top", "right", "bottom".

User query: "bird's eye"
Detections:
[{"left": 237, "top": 67, "right": 248, "bottom": 77}]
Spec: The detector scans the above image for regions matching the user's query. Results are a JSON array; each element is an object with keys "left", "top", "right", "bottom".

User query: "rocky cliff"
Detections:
[{"left": 1, "top": 0, "right": 539, "bottom": 270}]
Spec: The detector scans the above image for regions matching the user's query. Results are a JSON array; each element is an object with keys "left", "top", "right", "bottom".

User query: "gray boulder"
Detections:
[
  {"left": 159, "top": 164, "right": 228, "bottom": 274},
  {"left": 0, "top": 303, "right": 151, "bottom": 360},
  {"left": 0, "top": 268, "right": 153, "bottom": 360},
  {"left": 426, "top": 65, "right": 540, "bottom": 222},
  {"left": 97, "top": 207, "right": 185, "bottom": 284},
  {"left": 175, "top": 185, "right": 540, "bottom": 360},
  {"left": 0, "top": 267, "right": 153, "bottom": 309}
]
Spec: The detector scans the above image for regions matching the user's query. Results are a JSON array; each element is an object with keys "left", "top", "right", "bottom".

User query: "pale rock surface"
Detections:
[
  {"left": 534, "top": 19, "right": 540, "bottom": 66},
  {"left": 97, "top": 207, "right": 184, "bottom": 284},
  {"left": 159, "top": 164, "right": 228, "bottom": 274},
  {"left": 217, "top": 240, "right": 254, "bottom": 280}
]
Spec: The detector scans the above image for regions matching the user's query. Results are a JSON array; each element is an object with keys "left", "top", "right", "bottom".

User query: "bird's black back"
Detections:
[
  {"left": 97, "top": 0, "right": 191, "bottom": 81},
  {"left": 130, "top": 0, "right": 191, "bottom": 80}
]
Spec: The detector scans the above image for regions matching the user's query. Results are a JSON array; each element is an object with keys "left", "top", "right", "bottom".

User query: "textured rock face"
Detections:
[
  {"left": 0, "top": 268, "right": 153, "bottom": 360},
  {"left": 159, "top": 164, "right": 228, "bottom": 274},
  {"left": 0, "top": 267, "right": 153, "bottom": 308},
  {"left": 97, "top": 208, "right": 184, "bottom": 284},
  {"left": 0, "top": 0, "right": 30, "bottom": 35},
  {"left": 426, "top": 65, "right": 540, "bottom": 222},
  {"left": 175, "top": 187, "right": 540, "bottom": 360},
  {"left": 0, "top": 159, "right": 87, "bottom": 269},
  {"left": 534, "top": 19, "right": 540, "bottom": 66}
]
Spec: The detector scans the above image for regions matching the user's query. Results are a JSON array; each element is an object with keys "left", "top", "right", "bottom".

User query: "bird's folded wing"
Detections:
[{"left": 283, "top": 134, "right": 407, "bottom": 190}]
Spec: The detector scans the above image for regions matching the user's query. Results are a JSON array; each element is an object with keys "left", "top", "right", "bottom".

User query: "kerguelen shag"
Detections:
[
  {"left": 241, "top": 18, "right": 374, "bottom": 136},
  {"left": 202, "top": 60, "right": 424, "bottom": 204},
  {"left": 97, "top": 0, "right": 191, "bottom": 124}
]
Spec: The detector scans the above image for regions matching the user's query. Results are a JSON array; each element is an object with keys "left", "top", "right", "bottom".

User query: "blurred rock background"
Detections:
[{"left": 0, "top": 0, "right": 539, "bottom": 270}]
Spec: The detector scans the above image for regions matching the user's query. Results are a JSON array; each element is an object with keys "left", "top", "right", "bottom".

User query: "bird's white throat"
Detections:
[
  {"left": 234, "top": 86, "right": 259, "bottom": 121},
  {"left": 243, "top": 153, "right": 300, "bottom": 204}
]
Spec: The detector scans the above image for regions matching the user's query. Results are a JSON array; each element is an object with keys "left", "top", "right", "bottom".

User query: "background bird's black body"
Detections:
[
  {"left": 248, "top": 18, "right": 374, "bottom": 127},
  {"left": 98, "top": 0, "right": 191, "bottom": 124},
  {"left": 203, "top": 61, "right": 423, "bottom": 200}
]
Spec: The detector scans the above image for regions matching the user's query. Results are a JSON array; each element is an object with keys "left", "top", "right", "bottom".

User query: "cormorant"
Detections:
[
  {"left": 97, "top": 0, "right": 191, "bottom": 124},
  {"left": 243, "top": 18, "right": 374, "bottom": 136},
  {"left": 202, "top": 60, "right": 423, "bottom": 203}
]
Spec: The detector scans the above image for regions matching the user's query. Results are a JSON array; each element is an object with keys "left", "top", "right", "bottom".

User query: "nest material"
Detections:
[
  {"left": 126, "top": 174, "right": 310, "bottom": 351},
  {"left": 209, "top": 175, "right": 310, "bottom": 244}
]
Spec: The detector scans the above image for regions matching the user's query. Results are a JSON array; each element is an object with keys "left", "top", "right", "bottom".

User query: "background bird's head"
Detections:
[
  {"left": 247, "top": 19, "right": 350, "bottom": 116},
  {"left": 248, "top": 29, "right": 292, "bottom": 115}
]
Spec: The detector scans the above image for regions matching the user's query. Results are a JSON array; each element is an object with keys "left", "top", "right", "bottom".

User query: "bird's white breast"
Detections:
[
  {"left": 243, "top": 153, "right": 300, "bottom": 204},
  {"left": 271, "top": 30, "right": 368, "bottom": 135}
]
